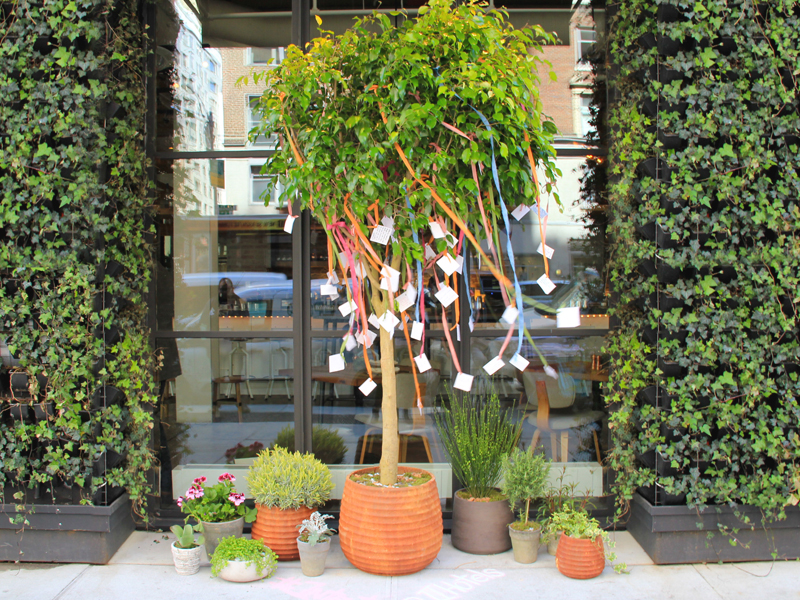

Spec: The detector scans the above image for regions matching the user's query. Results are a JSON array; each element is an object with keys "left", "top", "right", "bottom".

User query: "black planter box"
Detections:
[
  {"left": 0, "top": 493, "right": 134, "bottom": 564},
  {"left": 628, "top": 493, "right": 800, "bottom": 564}
]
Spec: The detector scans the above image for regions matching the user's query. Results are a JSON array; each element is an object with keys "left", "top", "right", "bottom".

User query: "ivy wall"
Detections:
[
  {"left": 605, "top": 0, "right": 800, "bottom": 516},
  {"left": 0, "top": 0, "right": 154, "bottom": 512}
]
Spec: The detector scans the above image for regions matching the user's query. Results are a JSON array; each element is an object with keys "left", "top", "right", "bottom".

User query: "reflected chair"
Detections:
[
  {"left": 522, "top": 371, "right": 603, "bottom": 463},
  {"left": 355, "top": 371, "right": 440, "bottom": 464}
]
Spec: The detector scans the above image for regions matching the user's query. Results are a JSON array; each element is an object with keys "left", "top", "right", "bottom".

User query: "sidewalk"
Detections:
[{"left": 0, "top": 531, "right": 796, "bottom": 600}]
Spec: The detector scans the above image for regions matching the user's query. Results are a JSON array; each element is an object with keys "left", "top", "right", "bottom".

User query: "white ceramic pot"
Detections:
[
  {"left": 171, "top": 542, "right": 202, "bottom": 576},
  {"left": 217, "top": 558, "right": 276, "bottom": 583}
]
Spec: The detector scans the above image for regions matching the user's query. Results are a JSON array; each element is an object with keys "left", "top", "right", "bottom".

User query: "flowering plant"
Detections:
[
  {"left": 177, "top": 473, "right": 257, "bottom": 525},
  {"left": 297, "top": 511, "right": 336, "bottom": 547}
]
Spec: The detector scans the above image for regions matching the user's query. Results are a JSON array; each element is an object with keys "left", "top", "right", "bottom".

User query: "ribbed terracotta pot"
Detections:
[
  {"left": 251, "top": 504, "right": 314, "bottom": 561},
  {"left": 339, "top": 466, "right": 442, "bottom": 576},
  {"left": 451, "top": 489, "right": 514, "bottom": 554},
  {"left": 555, "top": 533, "right": 605, "bottom": 579}
]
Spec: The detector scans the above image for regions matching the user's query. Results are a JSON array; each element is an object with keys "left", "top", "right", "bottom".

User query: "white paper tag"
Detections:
[
  {"left": 456, "top": 324, "right": 461, "bottom": 342},
  {"left": 544, "top": 365, "right": 558, "bottom": 379},
  {"left": 425, "top": 244, "right": 437, "bottom": 261},
  {"left": 509, "top": 353, "right": 530, "bottom": 372},
  {"left": 437, "top": 254, "right": 459, "bottom": 276},
  {"left": 353, "top": 261, "right": 367, "bottom": 279},
  {"left": 483, "top": 356, "right": 505, "bottom": 375},
  {"left": 511, "top": 204, "right": 530, "bottom": 221},
  {"left": 536, "top": 243, "right": 555, "bottom": 259},
  {"left": 381, "top": 215, "right": 395, "bottom": 229},
  {"left": 320, "top": 284, "right": 338, "bottom": 297},
  {"left": 378, "top": 311, "right": 401, "bottom": 333},
  {"left": 405, "top": 284, "right": 417, "bottom": 302},
  {"left": 338, "top": 253, "right": 349, "bottom": 270},
  {"left": 370, "top": 225, "right": 393, "bottom": 245},
  {"left": 338, "top": 300, "right": 357, "bottom": 317},
  {"left": 365, "top": 330, "right": 377, "bottom": 348},
  {"left": 396, "top": 291, "right": 415, "bottom": 313},
  {"left": 469, "top": 316, "right": 474, "bottom": 332},
  {"left": 344, "top": 335, "right": 358, "bottom": 351},
  {"left": 414, "top": 353, "right": 432, "bottom": 373},
  {"left": 455, "top": 255, "right": 464, "bottom": 274},
  {"left": 329, "top": 353, "right": 345, "bottom": 373},
  {"left": 556, "top": 306, "right": 581, "bottom": 328},
  {"left": 429, "top": 221, "right": 446, "bottom": 239},
  {"left": 453, "top": 372, "right": 474, "bottom": 392},
  {"left": 359, "top": 378, "right": 378, "bottom": 396},
  {"left": 411, "top": 321, "right": 424, "bottom": 341},
  {"left": 284, "top": 215, "right": 298, "bottom": 233},
  {"left": 379, "top": 265, "right": 401, "bottom": 293},
  {"left": 367, "top": 314, "right": 380, "bottom": 330},
  {"left": 535, "top": 206, "right": 548, "bottom": 218},
  {"left": 537, "top": 273, "right": 556, "bottom": 295},
  {"left": 327, "top": 271, "right": 340, "bottom": 285},
  {"left": 500, "top": 305, "right": 519, "bottom": 326},
  {"left": 434, "top": 285, "right": 459, "bottom": 308}
]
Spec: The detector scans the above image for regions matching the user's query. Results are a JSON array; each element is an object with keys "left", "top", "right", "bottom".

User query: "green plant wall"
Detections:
[
  {"left": 0, "top": 0, "right": 154, "bottom": 513},
  {"left": 605, "top": 0, "right": 800, "bottom": 517}
]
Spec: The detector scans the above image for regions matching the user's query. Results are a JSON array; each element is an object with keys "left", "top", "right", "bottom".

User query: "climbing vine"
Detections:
[{"left": 0, "top": 0, "right": 155, "bottom": 515}]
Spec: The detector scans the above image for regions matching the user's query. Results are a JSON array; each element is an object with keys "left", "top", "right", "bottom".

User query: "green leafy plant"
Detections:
[
  {"left": 209, "top": 536, "right": 278, "bottom": 578},
  {"left": 434, "top": 390, "right": 521, "bottom": 499},
  {"left": 297, "top": 511, "right": 336, "bottom": 546},
  {"left": 501, "top": 448, "right": 550, "bottom": 529},
  {"left": 170, "top": 524, "right": 198, "bottom": 549},
  {"left": 245, "top": 447, "right": 334, "bottom": 510},
  {"left": 270, "top": 425, "right": 347, "bottom": 465},
  {"left": 177, "top": 474, "right": 257, "bottom": 532},
  {"left": 250, "top": 0, "right": 560, "bottom": 486},
  {"left": 549, "top": 506, "right": 626, "bottom": 574}
]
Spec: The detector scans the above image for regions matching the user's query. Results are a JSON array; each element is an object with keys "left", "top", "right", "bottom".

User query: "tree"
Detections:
[{"left": 253, "top": 0, "right": 560, "bottom": 485}]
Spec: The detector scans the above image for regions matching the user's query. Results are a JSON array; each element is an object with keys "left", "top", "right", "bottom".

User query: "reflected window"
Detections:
[
  {"left": 249, "top": 47, "right": 286, "bottom": 66},
  {"left": 248, "top": 96, "right": 278, "bottom": 147},
  {"left": 575, "top": 28, "right": 596, "bottom": 69},
  {"left": 251, "top": 166, "right": 282, "bottom": 206}
]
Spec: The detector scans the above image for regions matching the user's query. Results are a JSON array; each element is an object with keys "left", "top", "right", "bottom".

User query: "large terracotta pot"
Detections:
[
  {"left": 251, "top": 504, "right": 314, "bottom": 561},
  {"left": 451, "top": 489, "right": 514, "bottom": 554},
  {"left": 555, "top": 533, "right": 605, "bottom": 579},
  {"left": 339, "top": 466, "right": 442, "bottom": 576}
]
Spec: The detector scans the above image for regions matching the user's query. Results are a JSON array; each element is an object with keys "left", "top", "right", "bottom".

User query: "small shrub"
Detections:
[{"left": 245, "top": 446, "right": 334, "bottom": 510}]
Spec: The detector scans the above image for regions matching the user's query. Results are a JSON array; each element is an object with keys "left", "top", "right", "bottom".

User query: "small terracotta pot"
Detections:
[
  {"left": 251, "top": 504, "right": 314, "bottom": 561},
  {"left": 339, "top": 466, "right": 442, "bottom": 576},
  {"left": 555, "top": 533, "right": 605, "bottom": 579}
]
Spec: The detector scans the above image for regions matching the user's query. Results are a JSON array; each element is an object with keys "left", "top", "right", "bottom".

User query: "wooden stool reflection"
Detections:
[{"left": 212, "top": 376, "right": 249, "bottom": 423}]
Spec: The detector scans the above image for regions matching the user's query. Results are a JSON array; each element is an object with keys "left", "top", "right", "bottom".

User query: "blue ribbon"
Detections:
[{"left": 406, "top": 193, "right": 423, "bottom": 322}]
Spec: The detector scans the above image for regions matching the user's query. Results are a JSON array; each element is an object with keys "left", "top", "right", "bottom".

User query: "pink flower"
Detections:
[
  {"left": 193, "top": 476, "right": 207, "bottom": 485},
  {"left": 176, "top": 496, "right": 183, "bottom": 508},
  {"left": 219, "top": 473, "right": 236, "bottom": 482},
  {"left": 185, "top": 486, "right": 204, "bottom": 500},
  {"left": 228, "top": 493, "right": 245, "bottom": 506}
]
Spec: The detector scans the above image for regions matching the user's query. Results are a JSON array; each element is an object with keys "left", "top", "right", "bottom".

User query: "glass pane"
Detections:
[
  {"left": 471, "top": 156, "right": 608, "bottom": 330},
  {"left": 155, "top": 158, "right": 294, "bottom": 332},
  {"left": 155, "top": 337, "right": 294, "bottom": 506},
  {"left": 156, "top": 0, "right": 286, "bottom": 152}
]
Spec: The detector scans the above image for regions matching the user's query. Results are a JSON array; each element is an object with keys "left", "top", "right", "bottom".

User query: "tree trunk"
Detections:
[{"left": 378, "top": 324, "right": 398, "bottom": 485}]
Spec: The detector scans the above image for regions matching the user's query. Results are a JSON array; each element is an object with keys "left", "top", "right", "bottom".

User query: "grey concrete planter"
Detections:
[
  {"left": 297, "top": 537, "right": 331, "bottom": 576},
  {"left": 201, "top": 517, "right": 244, "bottom": 558},
  {"left": 451, "top": 489, "right": 514, "bottom": 555},
  {"left": 628, "top": 493, "right": 800, "bottom": 564},
  {"left": 0, "top": 493, "right": 134, "bottom": 564},
  {"left": 508, "top": 524, "right": 540, "bottom": 564}
]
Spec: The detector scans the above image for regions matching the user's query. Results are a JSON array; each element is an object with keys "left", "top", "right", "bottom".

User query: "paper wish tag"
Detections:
[
  {"left": 511, "top": 204, "right": 530, "bottom": 221},
  {"left": 509, "top": 353, "right": 530, "bottom": 372},
  {"left": 544, "top": 365, "right": 558, "bottom": 379},
  {"left": 556, "top": 306, "right": 581, "bottom": 328},
  {"left": 338, "top": 300, "right": 357, "bottom": 317},
  {"left": 536, "top": 243, "right": 555, "bottom": 259},
  {"left": 320, "top": 284, "right": 338, "bottom": 297},
  {"left": 284, "top": 215, "right": 298, "bottom": 233},
  {"left": 455, "top": 255, "right": 464, "bottom": 274},
  {"left": 338, "top": 253, "right": 349, "bottom": 270},
  {"left": 434, "top": 285, "right": 459, "bottom": 308},
  {"left": 410, "top": 321, "right": 424, "bottom": 341},
  {"left": 327, "top": 271, "right": 340, "bottom": 285},
  {"left": 359, "top": 378, "right": 378, "bottom": 396},
  {"left": 329, "top": 353, "right": 345, "bottom": 373},
  {"left": 424, "top": 244, "right": 437, "bottom": 261},
  {"left": 353, "top": 261, "right": 367, "bottom": 278},
  {"left": 378, "top": 311, "right": 401, "bottom": 333},
  {"left": 381, "top": 215, "right": 395, "bottom": 229},
  {"left": 414, "top": 353, "right": 432, "bottom": 373},
  {"left": 483, "top": 356, "right": 505, "bottom": 376},
  {"left": 380, "top": 265, "right": 401, "bottom": 292},
  {"left": 537, "top": 273, "right": 556, "bottom": 295},
  {"left": 429, "top": 221, "right": 446, "bottom": 239},
  {"left": 453, "top": 372, "right": 474, "bottom": 392},
  {"left": 436, "top": 254, "right": 459, "bottom": 276},
  {"left": 500, "top": 305, "right": 519, "bottom": 326},
  {"left": 344, "top": 334, "right": 358, "bottom": 352},
  {"left": 469, "top": 315, "right": 474, "bottom": 332},
  {"left": 367, "top": 313, "right": 380, "bottom": 329},
  {"left": 356, "top": 330, "right": 378, "bottom": 348},
  {"left": 396, "top": 290, "right": 415, "bottom": 313},
  {"left": 370, "top": 225, "right": 393, "bottom": 245}
]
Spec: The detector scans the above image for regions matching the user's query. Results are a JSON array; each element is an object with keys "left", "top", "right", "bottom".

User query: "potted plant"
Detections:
[
  {"left": 252, "top": 0, "right": 559, "bottom": 575},
  {"left": 245, "top": 447, "right": 334, "bottom": 561},
  {"left": 538, "top": 472, "right": 582, "bottom": 556},
  {"left": 296, "top": 511, "right": 336, "bottom": 577},
  {"left": 210, "top": 535, "right": 278, "bottom": 583},
  {"left": 177, "top": 473, "right": 257, "bottom": 558},
  {"left": 500, "top": 447, "right": 551, "bottom": 563},
  {"left": 549, "top": 507, "right": 626, "bottom": 579},
  {"left": 170, "top": 524, "right": 202, "bottom": 576},
  {"left": 434, "top": 391, "right": 522, "bottom": 554}
]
